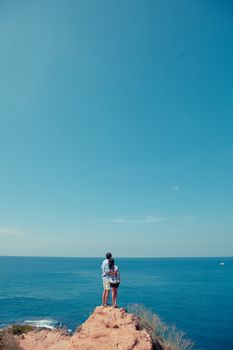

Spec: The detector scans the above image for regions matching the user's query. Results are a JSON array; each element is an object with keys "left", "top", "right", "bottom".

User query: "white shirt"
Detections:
[{"left": 101, "top": 259, "right": 109, "bottom": 278}]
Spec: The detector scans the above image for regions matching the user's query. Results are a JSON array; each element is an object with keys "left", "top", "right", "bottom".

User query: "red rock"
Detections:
[{"left": 16, "top": 306, "right": 156, "bottom": 350}]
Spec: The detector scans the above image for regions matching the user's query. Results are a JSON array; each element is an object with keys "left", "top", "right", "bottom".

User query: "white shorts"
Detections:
[{"left": 103, "top": 279, "right": 110, "bottom": 290}]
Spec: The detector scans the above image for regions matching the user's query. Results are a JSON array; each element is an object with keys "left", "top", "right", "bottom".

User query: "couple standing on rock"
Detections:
[{"left": 101, "top": 252, "right": 120, "bottom": 307}]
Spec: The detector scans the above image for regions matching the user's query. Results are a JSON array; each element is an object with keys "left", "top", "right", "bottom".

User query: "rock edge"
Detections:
[{"left": 2, "top": 306, "right": 167, "bottom": 350}]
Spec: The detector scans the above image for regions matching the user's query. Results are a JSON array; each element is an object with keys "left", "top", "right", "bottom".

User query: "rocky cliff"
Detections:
[{"left": 12, "top": 306, "right": 165, "bottom": 350}]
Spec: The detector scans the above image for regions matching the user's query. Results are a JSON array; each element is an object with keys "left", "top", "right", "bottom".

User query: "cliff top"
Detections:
[{"left": 3, "top": 306, "right": 166, "bottom": 350}]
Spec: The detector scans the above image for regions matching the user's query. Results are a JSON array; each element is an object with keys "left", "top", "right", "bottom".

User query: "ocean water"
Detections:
[{"left": 0, "top": 257, "right": 232, "bottom": 350}]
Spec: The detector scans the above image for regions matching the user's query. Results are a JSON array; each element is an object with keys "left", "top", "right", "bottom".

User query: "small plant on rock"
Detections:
[{"left": 10, "top": 325, "right": 34, "bottom": 336}]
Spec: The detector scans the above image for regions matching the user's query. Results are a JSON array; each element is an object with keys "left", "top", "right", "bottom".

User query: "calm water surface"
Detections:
[{"left": 0, "top": 257, "right": 233, "bottom": 350}]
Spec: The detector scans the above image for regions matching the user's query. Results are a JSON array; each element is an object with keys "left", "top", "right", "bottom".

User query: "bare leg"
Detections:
[
  {"left": 112, "top": 288, "right": 118, "bottom": 307},
  {"left": 102, "top": 290, "right": 110, "bottom": 305},
  {"left": 102, "top": 290, "right": 106, "bottom": 305},
  {"left": 105, "top": 289, "right": 110, "bottom": 305}
]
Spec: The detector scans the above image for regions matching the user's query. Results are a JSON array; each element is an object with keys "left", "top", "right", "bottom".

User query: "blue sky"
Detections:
[{"left": 0, "top": 0, "right": 233, "bottom": 257}]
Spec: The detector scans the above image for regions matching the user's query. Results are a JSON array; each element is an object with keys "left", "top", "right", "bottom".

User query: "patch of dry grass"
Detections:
[{"left": 128, "top": 304, "right": 195, "bottom": 350}]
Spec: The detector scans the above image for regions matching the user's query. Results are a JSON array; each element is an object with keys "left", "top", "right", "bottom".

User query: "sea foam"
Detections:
[{"left": 24, "top": 319, "right": 58, "bottom": 329}]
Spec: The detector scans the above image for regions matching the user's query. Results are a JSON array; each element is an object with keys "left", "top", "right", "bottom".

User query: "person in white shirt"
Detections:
[
  {"left": 107, "top": 258, "right": 120, "bottom": 307},
  {"left": 101, "top": 252, "right": 112, "bottom": 306}
]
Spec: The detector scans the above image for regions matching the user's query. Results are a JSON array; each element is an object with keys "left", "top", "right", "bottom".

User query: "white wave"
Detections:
[{"left": 24, "top": 319, "right": 58, "bottom": 329}]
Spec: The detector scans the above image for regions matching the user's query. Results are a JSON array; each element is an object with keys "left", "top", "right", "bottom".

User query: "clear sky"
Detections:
[{"left": 0, "top": 0, "right": 233, "bottom": 257}]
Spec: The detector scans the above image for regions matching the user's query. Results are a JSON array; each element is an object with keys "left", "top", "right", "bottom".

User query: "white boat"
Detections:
[{"left": 220, "top": 261, "right": 225, "bottom": 266}]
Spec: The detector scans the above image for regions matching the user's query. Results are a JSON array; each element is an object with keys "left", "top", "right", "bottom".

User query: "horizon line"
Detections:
[{"left": 0, "top": 255, "right": 232, "bottom": 259}]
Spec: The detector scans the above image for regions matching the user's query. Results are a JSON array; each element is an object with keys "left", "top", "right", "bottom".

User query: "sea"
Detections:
[{"left": 0, "top": 257, "right": 232, "bottom": 350}]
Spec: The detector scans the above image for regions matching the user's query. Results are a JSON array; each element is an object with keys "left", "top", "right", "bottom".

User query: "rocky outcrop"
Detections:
[
  {"left": 15, "top": 327, "right": 69, "bottom": 350},
  {"left": 15, "top": 306, "right": 158, "bottom": 350},
  {"left": 67, "top": 306, "right": 153, "bottom": 350}
]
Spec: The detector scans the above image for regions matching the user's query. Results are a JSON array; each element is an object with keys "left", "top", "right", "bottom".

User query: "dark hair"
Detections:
[
  {"left": 106, "top": 252, "right": 112, "bottom": 259},
  {"left": 108, "top": 258, "right": 115, "bottom": 270}
]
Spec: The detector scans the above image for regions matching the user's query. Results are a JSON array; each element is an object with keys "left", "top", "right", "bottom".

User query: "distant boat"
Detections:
[{"left": 220, "top": 261, "right": 225, "bottom": 266}]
